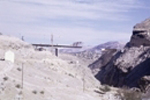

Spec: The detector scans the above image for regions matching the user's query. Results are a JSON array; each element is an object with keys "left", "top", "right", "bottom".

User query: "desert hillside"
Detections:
[{"left": 0, "top": 35, "right": 121, "bottom": 100}]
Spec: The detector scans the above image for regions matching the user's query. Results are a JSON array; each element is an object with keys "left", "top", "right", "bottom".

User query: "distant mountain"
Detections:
[
  {"left": 71, "top": 41, "right": 125, "bottom": 61},
  {"left": 59, "top": 45, "right": 92, "bottom": 53},
  {"left": 91, "top": 41, "right": 124, "bottom": 52}
]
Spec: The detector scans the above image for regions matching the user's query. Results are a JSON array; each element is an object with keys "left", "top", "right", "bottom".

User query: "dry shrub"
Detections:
[
  {"left": 3, "top": 76, "right": 8, "bottom": 81},
  {"left": 16, "top": 84, "right": 21, "bottom": 89},
  {"left": 117, "top": 89, "right": 142, "bottom": 100},
  {"left": 40, "top": 91, "right": 44, "bottom": 94},
  {"left": 99, "top": 85, "right": 111, "bottom": 92},
  {"left": 32, "top": 90, "right": 37, "bottom": 94}
]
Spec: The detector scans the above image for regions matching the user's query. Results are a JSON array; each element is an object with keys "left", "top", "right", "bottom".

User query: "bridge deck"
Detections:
[{"left": 32, "top": 44, "right": 82, "bottom": 48}]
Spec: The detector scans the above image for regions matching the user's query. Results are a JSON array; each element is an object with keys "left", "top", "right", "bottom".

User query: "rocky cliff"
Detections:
[
  {"left": 129, "top": 18, "right": 150, "bottom": 47},
  {"left": 88, "top": 49, "right": 118, "bottom": 75},
  {"left": 94, "top": 18, "right": 150, "bottom": 92}
]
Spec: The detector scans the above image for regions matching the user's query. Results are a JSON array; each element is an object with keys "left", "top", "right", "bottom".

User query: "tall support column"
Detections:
[
  {"left": 55, "top": 48, "right": 58, "bottom": 57},
  {"left": 51, "top": 34, "right": 54, "bottom": 53}
]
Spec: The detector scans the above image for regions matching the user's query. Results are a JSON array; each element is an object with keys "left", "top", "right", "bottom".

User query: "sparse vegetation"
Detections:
[
  {"left": 0, "top": 34, "right": 123, "bottom": 100},
  {"left": 117, "top": 89, "right": 142, "bottom": 100},
  {"left": 68, "top": 73, "right": 74, "bottom": 78},
  {"left": 40, "top": 91, "right": 44, "bottom": 94},
  {"left": 1, "top": 83, "right": 4, "bottom": 85},
  {"left": 32, "top": 90, "right": 37, "bottom": 94},
  {"left": 1, "top": 87, "right": 4, "bottom": 91},
  {"left": 18, "top": 91, "right": 23, "bottom": 95},
  {"left": 17, "top": 67, "right": 22, "bottom": 71},
  {"left": 141, "top": 91, "right": 150, "bottom": 100},
  {"left": 69, "top": 61, "right": 74, "bottom": 64},
  {"left": 15, "top": 84, "right": 21, "bottom": 89},
  {"left": 3, "top": 76, "right": 8, "bottom": 81},
  {"left": 99, "top": 85, "right": 111, "bottom": 92}
]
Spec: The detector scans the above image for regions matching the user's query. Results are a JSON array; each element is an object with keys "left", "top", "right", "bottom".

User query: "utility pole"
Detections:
[
  {"left": 22, "top": 63, "right": 24, "bottom": 100},
  {"left": 51, "top": 34, "right": 54, "bottom": 53},
  {"left": 55, "top": 48, "right": 58, "bottom": 57},
  {"left": 21, "top": 36, "right": 24, "bottom": 41},
  {"left": 51, "top": 34, "right": 58, "bottom": 57},
  {"left": 82, "top": 69, "right": 85, "bottom": 92},
  {"left": 22, "top": 63, "right": 24, "bottom": 89}
]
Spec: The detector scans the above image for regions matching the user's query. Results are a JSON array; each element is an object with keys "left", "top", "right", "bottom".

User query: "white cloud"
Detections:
[
  {"left": 0, "top": 0, "right": 143, "bottom": 22},
  {"left": 0, "top": 0, "right": 147, "bottom": 45}
]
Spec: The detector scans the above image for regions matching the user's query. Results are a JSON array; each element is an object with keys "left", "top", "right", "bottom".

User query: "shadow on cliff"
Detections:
[
  {"left": 95, "top": 49, "right": 150, "bottom": 89},
  {"left": 126, "top": 53, "right": 150, "bottom": 88}
]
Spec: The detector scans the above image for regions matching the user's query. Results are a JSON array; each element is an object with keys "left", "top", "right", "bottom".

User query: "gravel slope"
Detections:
[{"left": 0, "top": 35, "right": 120, "bottom": 100}]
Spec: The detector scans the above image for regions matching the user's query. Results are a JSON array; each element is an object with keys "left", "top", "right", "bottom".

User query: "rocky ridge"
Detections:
[
  {"left": 71, "top": 41, "right": 124, "bottom": 62},
  {"left": 94, "top": 18, "right": 150, "bottom": 92},
  {"left": 88, "top": 49, "right": 118, "bottom": 75}
]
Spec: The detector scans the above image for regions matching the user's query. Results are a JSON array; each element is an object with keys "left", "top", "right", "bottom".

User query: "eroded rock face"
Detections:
[
  {"left": 88, "top": 49, "right": 118, "bottom": 75},
  {"left": 95, "top": 18, "right": 150, "bottom": 92},
  {"left": 129, "top": 30, "right": 150, "bottom": 47},
  {"left": 134, "top": 18, "right": 150, "bottom": 29},
  {"left": 129, "top": 18, "right": 150, "bottom": 47},
  {"left": 96, "top": 47, "right": 150, "bottom": 87}
]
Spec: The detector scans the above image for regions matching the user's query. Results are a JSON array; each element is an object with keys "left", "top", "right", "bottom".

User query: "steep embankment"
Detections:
[
  {"left": 94, "top": 18, "right": 150, "bottom": 92},
  {"left": 0, "top": 35, "right": 120, "bottom": 100},
  {"left": 88, "top": 49, "right": 118, "bottom": 75}
]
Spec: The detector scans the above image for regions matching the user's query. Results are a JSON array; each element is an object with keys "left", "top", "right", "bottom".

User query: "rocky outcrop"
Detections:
[
  {"left": 95, "top": 18, "right": 150, "bottom": 92},
  {"left": 134, "top": 18, "right": 150, "bottom": 30},
  {"left": 129, "top": 18, "right": 150, "bottom": 47},
  {"left": 88, "top": 49, "right": 118, "bottom": 75}
]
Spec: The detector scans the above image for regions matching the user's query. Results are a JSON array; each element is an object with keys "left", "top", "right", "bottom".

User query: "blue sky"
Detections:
[{"left": 0, "top": 0, "right": 150, "bottom": 46}]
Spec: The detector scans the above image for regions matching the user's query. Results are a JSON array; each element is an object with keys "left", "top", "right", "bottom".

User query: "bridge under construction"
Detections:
[{"left": 32, "top": 43, "right": 82, "bottom": 56}]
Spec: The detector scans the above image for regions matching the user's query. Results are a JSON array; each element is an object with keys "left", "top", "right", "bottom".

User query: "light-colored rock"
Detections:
[
  {"left": 5, "top": 50, "right": 15, "bottom": 63},
  {"left": 0, "top": 35, "right": 120, "bottom": 100}
]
